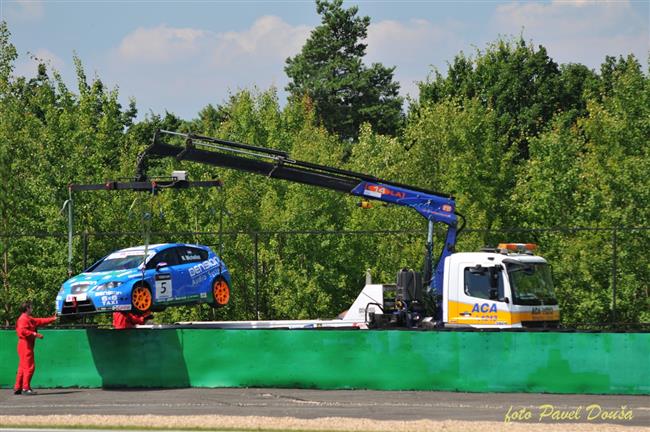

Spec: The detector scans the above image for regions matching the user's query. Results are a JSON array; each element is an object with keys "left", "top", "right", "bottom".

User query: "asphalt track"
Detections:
[{"left": 0, "top": 388, "right": 648, "bottom": 427}]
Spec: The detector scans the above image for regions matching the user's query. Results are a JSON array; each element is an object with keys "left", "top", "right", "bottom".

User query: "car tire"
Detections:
[
  {"left": 210, "top": 278, "right": 230, "bottom": 308},
  {"left": 131, "top": 284, "right": 153, "bottom": 314}
]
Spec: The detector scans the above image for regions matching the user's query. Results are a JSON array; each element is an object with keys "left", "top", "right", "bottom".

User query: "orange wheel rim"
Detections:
[
  {"left": 132, "top": 286, "right": 151, "bottom": 311},
  {"left": 213, "top": 280, "right": 230, "bottom": 305}
]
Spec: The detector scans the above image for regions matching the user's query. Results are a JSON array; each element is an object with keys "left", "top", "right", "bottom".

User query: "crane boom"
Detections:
[{"left": 136, "top": 130, "right": 461, "bottom": 298}]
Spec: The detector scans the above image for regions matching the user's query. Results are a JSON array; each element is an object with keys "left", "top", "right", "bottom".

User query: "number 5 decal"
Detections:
[{"left": 155, "top": 274, "right": 172, "bottom": 299}]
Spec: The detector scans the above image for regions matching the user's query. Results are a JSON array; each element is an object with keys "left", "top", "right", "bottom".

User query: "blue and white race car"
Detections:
[{"left": 56, "top": 243, "right": 231, "bottom": 316}]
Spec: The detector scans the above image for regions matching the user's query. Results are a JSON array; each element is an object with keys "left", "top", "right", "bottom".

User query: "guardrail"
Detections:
[{"left": 1, "top": 329, "right": 648, "bottom": 394}]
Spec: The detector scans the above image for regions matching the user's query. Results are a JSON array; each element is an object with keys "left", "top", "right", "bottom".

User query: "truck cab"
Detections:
[
  {"left": 443, "top": 243, "right": 559, "bottom": 328},
  {"left": 348, "top": 243, "right": 560, "bottom": 329}
]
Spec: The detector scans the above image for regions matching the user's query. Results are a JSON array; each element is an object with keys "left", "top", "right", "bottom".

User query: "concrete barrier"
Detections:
[{"left": 1, "top": 329, "right": 648, "bottom": 394}]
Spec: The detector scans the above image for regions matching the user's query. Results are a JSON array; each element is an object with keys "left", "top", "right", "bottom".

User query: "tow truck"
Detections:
[{"left": 127, "top": 130, "right": 560, "bottom": 329}]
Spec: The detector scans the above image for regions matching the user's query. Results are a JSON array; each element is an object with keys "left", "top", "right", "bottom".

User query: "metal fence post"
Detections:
[
  {"left": 82, "top": 230, "right": 89, "bottom": 271},
  {"left": 254, "top": 232, "right": 259, "bottom": 320},
  {"left": 65, "top": 190, "right": 73, "bottom": 277},
  {"left": 611, "top": 228, "right": 618, "bottom": 324}
]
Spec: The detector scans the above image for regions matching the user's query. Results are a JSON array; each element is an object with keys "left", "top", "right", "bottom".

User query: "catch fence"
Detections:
[{"left": 1, "top": 226, "right": 648, "bottom": 327}]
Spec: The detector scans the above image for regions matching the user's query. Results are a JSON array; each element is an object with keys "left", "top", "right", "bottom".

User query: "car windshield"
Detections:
[
  {"left": 507, "top": 262, "right": 558, "bottom": 305},
  {"left": 91, "top": 252, "right": 146, "bottom": 272}
]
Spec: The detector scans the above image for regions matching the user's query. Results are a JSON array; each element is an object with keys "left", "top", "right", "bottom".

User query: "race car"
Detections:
[{"left": 56, "top": 243, "right": 231, "bottom": 316}]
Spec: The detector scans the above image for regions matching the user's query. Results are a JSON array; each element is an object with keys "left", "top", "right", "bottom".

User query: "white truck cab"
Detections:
[
  {"left": 348, "top": 243, "right": 560, "bottom": 329},
  {"left": 442, "top": 244, "right": 559, "bottom": 328}
]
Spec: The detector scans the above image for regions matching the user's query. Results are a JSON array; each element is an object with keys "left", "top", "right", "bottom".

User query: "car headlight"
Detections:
[{"left": 94, "top": 281, "right": 123, "bottom": 291}]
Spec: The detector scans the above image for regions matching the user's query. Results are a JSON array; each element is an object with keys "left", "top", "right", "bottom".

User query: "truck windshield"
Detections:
[
  {"left": 507, "top": 262, "right": 558, "bottom": 305},
  {"left": 91, "top": 254, "right": 146, "bottom": 272}
]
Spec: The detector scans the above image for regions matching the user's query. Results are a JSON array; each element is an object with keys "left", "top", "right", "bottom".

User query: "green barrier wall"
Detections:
[{"left": 1, "top": 329, "right": 648, "bottom": 394}]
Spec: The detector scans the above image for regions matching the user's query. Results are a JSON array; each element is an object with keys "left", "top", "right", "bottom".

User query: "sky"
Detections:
[{"left": 1, "top": 0, "right": 648, "bottom": 121}]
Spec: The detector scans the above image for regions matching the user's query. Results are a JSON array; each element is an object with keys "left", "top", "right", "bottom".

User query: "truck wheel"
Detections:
[
  {"left": 131, "top": 285, "right": 152, "bottom": 313},
  {"left": 211, "top": 279, "right": 230, "bottom": 308}
]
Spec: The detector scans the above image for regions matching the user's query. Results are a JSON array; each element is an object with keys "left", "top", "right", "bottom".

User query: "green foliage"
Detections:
[
  {"left": 0, "top": 25, "right": 137, "bottom": 324},
  {"left": 419, "top": 38, "right": 571, "bottom": 160},
  {"left": 512, "top": 54, "right": 649, "bottom": 325},
  {"left": 285, "top": 0, "right": 403, "bottom": 141}
]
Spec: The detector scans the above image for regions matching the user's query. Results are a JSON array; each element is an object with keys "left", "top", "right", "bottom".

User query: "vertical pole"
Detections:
[
  {"left": 611, "top": 228, "right": 618, "bottom": 324},
  {"left": 67, "top": 188, "right": 73, "bottom": 277},
  {"left": 424, "top": 219, "right": 434, "bottom": 289},
  {"left": 219, "top": 208, "right": 224, "bottom": 258},
  {"left": 254, "top": 232, "right": 259, "bottom": 320},
  {"left": 215, "top": 201, "right": 225, "bottom": 323},
  {"left": 82, "top": 230, "right": 88, "bottom": 270}
]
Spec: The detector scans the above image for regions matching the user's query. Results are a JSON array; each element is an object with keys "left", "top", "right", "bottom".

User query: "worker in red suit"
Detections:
[
  {"left": 14, "top": 301, "right": 57, "bottom": 395},
  {"left": 112, "top": 311, "right": 153, "bottom": 329}
]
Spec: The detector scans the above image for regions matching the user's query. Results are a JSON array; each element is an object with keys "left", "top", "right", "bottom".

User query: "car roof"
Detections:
[{"left": 117, "top": 243, "right": 208, "bottom": 254}]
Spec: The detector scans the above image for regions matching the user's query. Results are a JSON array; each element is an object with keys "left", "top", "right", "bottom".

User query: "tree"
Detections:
[
  {"left": 510, "top": 54, "right": 649, "bottom": 325},
  {"left": 418, "top": 38, "right": 567, "bottom": 160},
  {"left": 0, "top": 23, "right": 140, "bottom": 323},
  {"left": 285, "top": 0, "right": 403, "bottom": 141},
  {"left": 0, "top": 21, "right": 19, "bottom": 324}
]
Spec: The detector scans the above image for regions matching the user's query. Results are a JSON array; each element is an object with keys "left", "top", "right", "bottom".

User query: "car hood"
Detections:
[{"left": 63, "top": 269, "right": 145, "bottom": 291}]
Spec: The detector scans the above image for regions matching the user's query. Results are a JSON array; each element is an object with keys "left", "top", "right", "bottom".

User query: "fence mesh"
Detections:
[{"left": 1, "top": 227, "right": 649, "bottom": 327}]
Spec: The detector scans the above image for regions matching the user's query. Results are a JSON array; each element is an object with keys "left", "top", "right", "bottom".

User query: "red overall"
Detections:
[
  {"left": 112, "top": 312, "right": 147, "bottom": 329},
  {"left": 14, "top": 313, "right": 56, "bottom": 391}
]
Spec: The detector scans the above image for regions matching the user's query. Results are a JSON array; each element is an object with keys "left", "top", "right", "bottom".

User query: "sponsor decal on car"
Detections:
[
  {"left": 188, "top": 257, "right": 221, "bottom": 278},
  {"left": 94, "top": 290, "right": 119, "bottom": 296},
  {"left": 100, "top": 294, "right": 119, "bottom": 307}
]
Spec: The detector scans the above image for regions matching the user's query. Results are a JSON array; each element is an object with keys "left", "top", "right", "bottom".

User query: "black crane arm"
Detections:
[{"left": 136, "top": 130, "right": 460, "bottom": 297}]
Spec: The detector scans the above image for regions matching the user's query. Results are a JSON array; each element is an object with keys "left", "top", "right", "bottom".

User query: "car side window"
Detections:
[
  {"left": 464, "top": 267, "right": 504, "bottom": 300},
  {"left": 178, "top": 247, "right": 208, "bottom": 264},
  {"left": 148, "top": 248, "right": 180, "bottom": 269}
]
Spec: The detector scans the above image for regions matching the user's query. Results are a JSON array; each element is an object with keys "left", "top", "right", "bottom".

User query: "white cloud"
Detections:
[
  {"left": 492, "top": 0, "right": 647, "bottom": 67},
  {"left": 106, "top": 17, "right": 311, "bottom": 119},
  {"left": 550, "top": 0, "right": 628, "bottom": 7},
  {"left": 117, "top": 25, "right": 209, "bottom": 63},
  {"left": 114, "top": 17, "right": 309, "bottom": 67},
  {"left": 213, "top": 15, "right": 311, "bottom": 66},
  {"left": 496, "top": 0, "right": 632, "bottom": 33}
]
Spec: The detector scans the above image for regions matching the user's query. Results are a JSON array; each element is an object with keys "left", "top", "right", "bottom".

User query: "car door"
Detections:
[
  {"left": 457, "top": 264, "right": 505, "bottom": 325},
  {"left": 175, "top": 246, "right": 210, "bottom": 299},
  {"left": 147, "top": 248, "right": 180, "bottom": 304}
]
